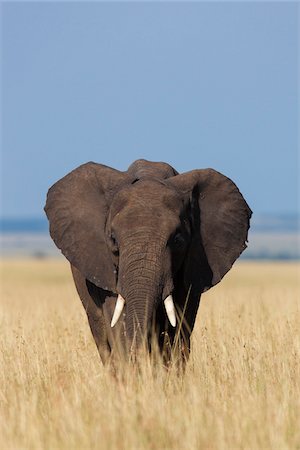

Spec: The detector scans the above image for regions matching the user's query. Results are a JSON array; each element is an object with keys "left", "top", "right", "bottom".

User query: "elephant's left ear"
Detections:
[
  {"left": 44, "top": 162, "right": 131, "bottom": 291},
  {"left": 168, "top": 169, "right": 252, "bottom": 290}
]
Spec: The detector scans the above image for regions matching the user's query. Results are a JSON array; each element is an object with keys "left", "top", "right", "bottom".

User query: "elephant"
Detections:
[{"left": 45, "top": 159, "right": 251, "bottom": 365}]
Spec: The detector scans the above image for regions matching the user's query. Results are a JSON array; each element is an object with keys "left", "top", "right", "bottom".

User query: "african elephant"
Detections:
[{"left": 45, "top": 159, "right": 251, "bottom": 365}]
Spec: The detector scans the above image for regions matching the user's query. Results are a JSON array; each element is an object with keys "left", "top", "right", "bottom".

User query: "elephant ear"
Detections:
[
  {"left": 44, "top": 162, "right": 130, "bottom": 291},
  {"left": 168, "top": 169, "right": 252, "bottom": 291}
]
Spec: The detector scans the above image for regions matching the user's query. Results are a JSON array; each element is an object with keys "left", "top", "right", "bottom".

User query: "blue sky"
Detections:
[{"left": 1, "top": 2, "right": 298, "bottom": 218}]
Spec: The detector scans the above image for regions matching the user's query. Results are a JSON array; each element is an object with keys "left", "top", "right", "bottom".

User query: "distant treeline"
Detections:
[
  {"left": 0, "top": 218, "right": 48, "bottom": 233},
  {"left": 251, "top": 213, "right": 299, "bottom": 232},
  {"left": 0, "top": 213, "right": 299, "bottom": 233}
]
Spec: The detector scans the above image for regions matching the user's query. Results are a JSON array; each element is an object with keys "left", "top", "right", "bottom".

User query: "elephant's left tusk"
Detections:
[
  {"left": 111, "top": 294, "right": 125, "bottom": 327},
  {"left": 164, "top": 295, "right": 176, "bottom": 327}
]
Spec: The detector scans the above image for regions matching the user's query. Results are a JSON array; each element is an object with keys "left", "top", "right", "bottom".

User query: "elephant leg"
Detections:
[
  {"left": 173, "top": 286, "right": 202, "bottom": 364},
  {"left": 71, "top": 265, "right": 111, "bottom": 364},
  {"left": 86, "top": 309, "right": 111, "bottom": 364},
  {"left": 157, "top": 325, "right": 190, "bottom": 369},
  {"left": 181, "top": 290, "right": 202, "bottom": 358},
  {"left": 102, "top": 297, "right": 128, "bottom": 363},
  {"left": 154, "top": 303, "right": 189, "bottom": 368}
]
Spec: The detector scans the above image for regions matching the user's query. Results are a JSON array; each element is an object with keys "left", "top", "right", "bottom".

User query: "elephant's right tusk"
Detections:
[
  {"left": 111, "top": 294, "right": 125, "bottom": 327},
  {"left": 164, "top": 295, "right": 176, "bottom": 327}
]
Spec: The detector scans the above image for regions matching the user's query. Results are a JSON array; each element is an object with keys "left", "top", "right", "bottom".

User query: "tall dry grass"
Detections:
[{"left": 0, "top": 259, "right": 299, "bottom": 449}]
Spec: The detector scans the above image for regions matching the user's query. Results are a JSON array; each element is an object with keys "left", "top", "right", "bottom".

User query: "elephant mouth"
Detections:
[{"left": 110, "top": 293, "right": 176, "bottom": 329}]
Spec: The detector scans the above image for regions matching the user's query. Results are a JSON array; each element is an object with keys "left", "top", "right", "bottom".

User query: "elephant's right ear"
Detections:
[{"left": 44, "top": 162, "right": 130, "bottom": 291}]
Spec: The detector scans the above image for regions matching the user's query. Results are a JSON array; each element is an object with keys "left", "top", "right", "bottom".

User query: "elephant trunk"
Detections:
[{"left": 118, "top": 236, "right": 163, "bottom": 354}]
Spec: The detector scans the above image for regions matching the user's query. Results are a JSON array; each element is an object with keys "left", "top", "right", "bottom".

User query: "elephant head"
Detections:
[{"left": 45, "top": 159, "right": 251, "bottom": 363}]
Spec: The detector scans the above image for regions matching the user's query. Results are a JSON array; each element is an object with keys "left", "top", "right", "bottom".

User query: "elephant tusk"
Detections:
[
  {"left": 111, "top": 294, "right": 125, "bottom": 327},
  {"left": 164, "top": 295, "right": 176, "bottom": 327}
]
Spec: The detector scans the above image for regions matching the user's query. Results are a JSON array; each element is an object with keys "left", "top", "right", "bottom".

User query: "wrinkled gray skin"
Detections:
[{"left": 45, "top": 159, "right": 251, "bottom": 365}]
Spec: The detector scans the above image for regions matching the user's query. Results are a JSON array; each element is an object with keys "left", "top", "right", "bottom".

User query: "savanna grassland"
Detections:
[{"left": 0, "top": 259, "right": 299, "bottom": 450}]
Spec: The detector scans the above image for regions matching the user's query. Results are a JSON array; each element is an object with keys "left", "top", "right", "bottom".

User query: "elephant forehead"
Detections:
[
  {"left": 129, "top": 179, "right": 182, "bottom": 205},
  {"left": 110, "top": 180, "right": 184, "bottom": 226},
  {"left": 114, "top": 205, "right": 182, "bottom": 237}
]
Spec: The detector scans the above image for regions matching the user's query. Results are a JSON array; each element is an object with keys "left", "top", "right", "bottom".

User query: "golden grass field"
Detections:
[{"left": 0, "top": 259, "right": 299, "bottom": 450}]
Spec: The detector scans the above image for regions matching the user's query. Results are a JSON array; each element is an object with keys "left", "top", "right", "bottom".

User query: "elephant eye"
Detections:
[
  {"left": 110, "top": 232, "right": 119, "bottom": 254},
  {"left": 172, "top": 232, "right": 185, "bottom": 248}
]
